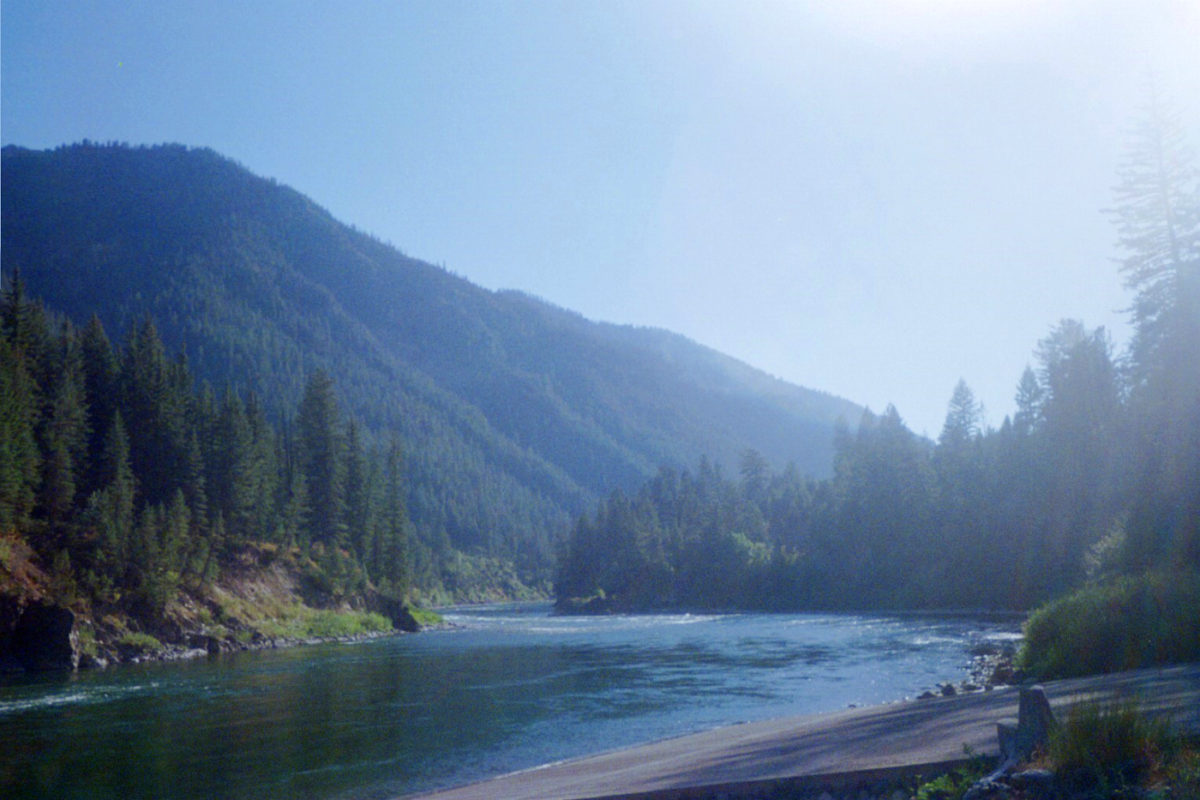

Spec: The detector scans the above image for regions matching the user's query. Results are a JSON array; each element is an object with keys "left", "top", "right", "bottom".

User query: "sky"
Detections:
[{"left": 3, "top": 0, "right": 1198, "bottom": 436}]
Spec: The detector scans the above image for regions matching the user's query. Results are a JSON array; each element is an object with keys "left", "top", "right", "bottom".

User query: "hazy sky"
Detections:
[{"left": 4, "top": 0, "right": 1198, "bottom": 436}]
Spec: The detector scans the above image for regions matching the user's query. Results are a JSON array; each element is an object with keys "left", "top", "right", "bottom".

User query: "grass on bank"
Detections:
[
  {"left": 1047, "top": 699, "right": 1200, "bottom": 799},
  {"left": 911, "top": 703, "right": 1199, "bottom": 800},
  {"left": 408, "top": 606, "right": 444, "bottom": 627},
  {"left": 210, "top": 588, "right": 393, "bottom": 640},
  {"left": 1018, "top": 570, "right": 1200, "bottom": 680}
]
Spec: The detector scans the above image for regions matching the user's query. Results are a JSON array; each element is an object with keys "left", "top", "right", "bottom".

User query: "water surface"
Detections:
[{"left": 0, "top": 604, "right": 1020, "bottom": 799}]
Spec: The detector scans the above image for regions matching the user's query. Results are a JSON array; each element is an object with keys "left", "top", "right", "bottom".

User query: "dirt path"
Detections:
[{"left": 406, "top": 663, "right": 1200, "bottom": 800}]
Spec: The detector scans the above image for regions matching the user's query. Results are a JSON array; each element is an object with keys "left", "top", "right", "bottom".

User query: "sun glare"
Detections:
[{"left": 813, "top": 0, "right": 1074, "bottom": 52}]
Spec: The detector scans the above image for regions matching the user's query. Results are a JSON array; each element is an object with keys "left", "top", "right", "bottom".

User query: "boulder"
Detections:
[
  {"left": 365, "top": 592, "right": 421, "bottom": 632},
  {"left": 962, "top": 778, "right": 1013, "bottom": 800},
  {"left": 1009, "top": 769, "right": 1055, "bottom": 792},
  {"left": 11, "top": 602, "right": 78, "bottom": 671},
  {"left": 998, "top": 685, "right": 1056, "bottom": 764},
  {"left": 1017, "top": 685, "right": 1055, "bottom": 752}
]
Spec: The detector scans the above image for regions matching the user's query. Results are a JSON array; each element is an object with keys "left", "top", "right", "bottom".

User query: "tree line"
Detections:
[
  {"left": 557, "top": 102, "right": 1199, "bottom": 613},
  {"left": 0, "top": 283, "right": 411, "bottom": 617}
]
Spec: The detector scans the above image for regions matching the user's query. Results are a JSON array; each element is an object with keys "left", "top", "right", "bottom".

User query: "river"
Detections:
[{"left": 0, "top": 603, "right": 1021, "bottom": 799}]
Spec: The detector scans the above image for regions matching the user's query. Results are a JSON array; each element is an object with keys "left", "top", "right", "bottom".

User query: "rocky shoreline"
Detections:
[
  {"left": 915, "top": 639, "right": 1024, "bottom": 700},
  {"left": 0, "top": 592, "right": 427, "bottom": 674}
]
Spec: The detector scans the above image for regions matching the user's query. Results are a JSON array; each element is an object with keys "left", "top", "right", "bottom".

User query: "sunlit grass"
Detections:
[{"left": 210, "top": 588, "right": 393, "bottom": 641}]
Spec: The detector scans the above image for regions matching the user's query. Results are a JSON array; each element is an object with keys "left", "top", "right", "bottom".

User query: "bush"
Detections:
[
  {"left": 408, "top": 607, "right": 443, "bottom": 627},
  {"left": 117, "top": 631, "right": 163, "bottom": 653},
  {"left": 912, "top": 755, "right": 991, "bottom": 800},
  {"left": 1018, "top": 570, "right": 1200, "bottom": 679},
  {"left": 1049, "top": 699, "right": 1176, "bottom": 794}
]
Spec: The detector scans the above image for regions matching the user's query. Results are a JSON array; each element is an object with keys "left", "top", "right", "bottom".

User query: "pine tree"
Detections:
[
  {"left": 39, "top": 324, "right": 89, "bottom": 534},
  {"left": 84, "top": 412, "right": 136, "bottom": 598},
  {"left": 1012, "top": 366, "right": 1044, "bottom": 438},
  {"left": 0, "top": 339, "right": 41, "bottom": 530},
  {"left": 1109, "top": 95, "right": 1200, "bottom": 569},
  {"left": 1110, "top": 92, "right": 1200, "bottom": 384},
  {"left": 374, "top": 437, "right": 410, "bottom": 596},
  {"left": 80, "top": 315, "right": 119, "bottom": 497},
  {"left": 295, "top": 370, "right": 348, "bottom": 548}
]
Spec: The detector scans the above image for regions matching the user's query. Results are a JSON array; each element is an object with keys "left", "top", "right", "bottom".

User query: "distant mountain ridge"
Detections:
[{"left": 1, "top": 142, "right": 861, "bottom": 590}]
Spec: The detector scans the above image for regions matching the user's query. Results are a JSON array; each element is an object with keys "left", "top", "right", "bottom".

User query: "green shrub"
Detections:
[
  {"left": 117, "top": 632, "right": 163, "bottom": 653},
  {"left": 303, "top": 609, "right": 392, "bottom": 638},
  {"left": 76, "top": 626, "right": 99, "bottom": 658},
  {"left": 1018, "top": 570, "right": 1200, "bottom": 679},
  {"left": 1050, "top": 699, "right": 1176, "bottom": 794},
  {"left": 408, "top": 607, "right": 444, "bottom": 627},
  {"left": 912, "top": 757, "right": 991, "bottom": 800},
  {"left": 1165, "top": 748, "right": 1200, "bottom": 798}
]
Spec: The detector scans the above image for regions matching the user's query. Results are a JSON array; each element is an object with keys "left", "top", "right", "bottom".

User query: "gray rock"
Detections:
[
  {"left": 997, "top": 686, "right": 1056, "bottom": 764},
  {"left": 963, "top": 779, "right": 1013, "bottom": 800},
  {"left": 1017, "top": 685, "right": 1055, "bottom": 753},
  {"left": 997, "top": 718, "right": 1020, "bottom": 763},
  {"left": 1009, "top": 769, "right": 1055, "bottom": 791}
]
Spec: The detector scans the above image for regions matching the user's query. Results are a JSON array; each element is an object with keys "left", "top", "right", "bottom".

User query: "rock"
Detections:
[
  {"left": 941, "top": 683, "right": 957, "bottom": 696},
  {"left": 919, "top": 690, "right": 937, "bottom": 699},
  {"left": 963, "top": 778, "right": 1013, "bottom": 800},
  {"left": 366, "top": 593, "right": 421, "bottom": 632},
  {"left": 11, "top": 602, "right": 78, "bottom": 671},
  {"left": 997, "top": 718, "right": 1020, "bottom": 763},
  {"left": 998, "top": 686, "right": 1056, "bottom": 764},
  {"left": 989, "top": 665, "right": 1014, "bottom": 685},
  {"left": 188, "top": 634, "right": 224, "bottom": 655},
  {"left": 1017, "top": 685, "right": 1055, "bottom": 751},
  {"left": 78, "top": 651, "right": 109, "bottom": 669},
  {"left": 1009, "top": 769, "right": 1055, "bottom": 792},
  {"left": 961, "top": 682, "right": 980, "bottom": 692},
  {"left": 394, "top": 604, "right": 421, "bottom": 633}
]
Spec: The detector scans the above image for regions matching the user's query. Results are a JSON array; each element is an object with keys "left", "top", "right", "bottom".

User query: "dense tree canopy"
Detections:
[
  {"left": 557, "top": 105, "right": 1200, "bottom": 613},
  {"left": 0, "top": 281, "right": 412, "bottom": 616}
]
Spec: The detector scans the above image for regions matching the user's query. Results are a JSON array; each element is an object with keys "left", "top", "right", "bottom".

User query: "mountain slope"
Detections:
[{"left": 1, "top": 142, "right": 861, "bottom": 589}]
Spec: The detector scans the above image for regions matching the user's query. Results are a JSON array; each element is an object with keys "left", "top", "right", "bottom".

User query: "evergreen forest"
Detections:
[
  {"left": 556, "top": 103, "right": 1200, "bottom": 613},
  {"left": 1, "top": 141, "right": 859, "bottom": 601},
  {"left": 0, "top": 289, "right": 411, "bottom": 622}
]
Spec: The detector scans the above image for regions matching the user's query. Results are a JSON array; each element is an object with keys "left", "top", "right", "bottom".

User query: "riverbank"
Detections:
[
  {"left": 407, "top": 663, "right": 1200, "bottom": 800},
  {"left": 1, "top": 540, "right": 434, "bottom": 673}
]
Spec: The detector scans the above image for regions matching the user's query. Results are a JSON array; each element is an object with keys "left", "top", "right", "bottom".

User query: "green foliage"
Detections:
[
  {"left": 214, "top": 590, "right": 392, "bottom": 640},
  {"left": 76, "top": 626, "right": 99, "bottom": 659},
  {"left": 0, "top": 277, "right": 413, "bottom": 621},
  {"left": 912, "top": 758, "right": 991, "bottom": 800},
  {"left": 117, "top": 632, "right": 164, "bottom": 653},
  {"left": 1164, "top": 748, "right": 1200, "bottom": 799},
  {"left": 4, "top": 122, "right": 1198, "bottom": 617},
  {"left": 1019, "top": 571, "right": 1200, "bottom": 679},
  {"left": 1, "top": 142, "right": 859, "bottom": 598},
  {"left": 407, "top": 607, "right": 444, "bottom": 627},
  {"left": 1049, "top": 699, "right": 1177, "bottom": 795}
]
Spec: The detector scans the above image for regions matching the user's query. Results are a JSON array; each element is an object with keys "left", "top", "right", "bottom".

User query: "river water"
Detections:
[{"left": 0, "top": 603, "right": 1021, "bottom": 799}]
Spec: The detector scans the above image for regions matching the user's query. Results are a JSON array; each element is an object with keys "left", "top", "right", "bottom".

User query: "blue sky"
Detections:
[{"left": 4, "top": 0, "right": 1198, "bottom": 436}]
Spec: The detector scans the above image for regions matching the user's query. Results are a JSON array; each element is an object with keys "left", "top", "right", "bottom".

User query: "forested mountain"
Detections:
[
  {"left": 0, "top": 142, "right": 859, "bottom": 596},
  {"left": 0, "top": 290, "right": 410, "bottom": 618},
  {"left": 557, "top": 104, "right": 1200, "bottom": 613}
]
